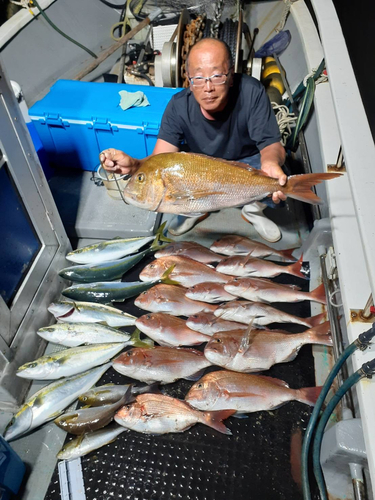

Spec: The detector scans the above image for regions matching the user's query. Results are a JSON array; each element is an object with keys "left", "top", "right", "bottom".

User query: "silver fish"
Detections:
[
  {"left": 17, "top": 343, "right": 126, "bottom": 380},
  {"left": 134, "top": 284, "right": 217, "bottom": 317},
  {"left": 155, "top": 241, "right": 223, "bottom": 264},
  {"left": 204, "top": 322, "right": 332, "bottom": 372},
  {"left": 216, "top": 254, "right": 306, "bottom": 279},
  {"left": 224, "top": 279, "right": 326, "bottom": 304},
  {"left": 112, "top": 346, "right": 211, "bottom": 384},
  {"left": 4, "top": 364, "right": 111, "bottom": 441},
  {"left": 185, "top": 371, "right": 322, "bottom": 414},
  {"left": 139, "top": 256, "right": 232, "bottom": 287},
  {"left": 114, "top": 393, "right": 233, "bottom": 435},
  {"left": 214, "top": 300, "right": 325, "bottom": 328},
  {"left": 57, "top": 423, "right": 127, "bottom": 460},
  {"left": 186, "top": 312, "right": 247, "bottom": 335},
  {"left": 185, "top": 282, "right": 237, "bottom": 304},
  {"left": 48, "top": 301, "right": 136, "bottom": 327},
  {"left": 37, "top": 323, "right": 133, "bottom": 347},
  {"left": 210, "top": 235, "right": 297, "bottom": 261},
  {"left": 135, "top": 313, "right": 210, "bottom": 347}
]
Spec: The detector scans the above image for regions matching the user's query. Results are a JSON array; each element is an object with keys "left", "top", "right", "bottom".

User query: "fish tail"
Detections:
[
  {"left": 204, "top": 410, "right": 235, "bottom": 435},
  {"left": 160, "top": 265, "right": 180, "bottom": 286},
  {"left": 150, "top": 222, "right": 173, "bottom": 252},
  {"left": 305, "top": 320, "right": 331, "bottom": 336},
  {"left": 130, "top": 328, "right": 154, "bottom": 348},
  {"left": 286, "top": 254, "right": 306, "bottom": 279},
  {"left": 295, "top": 386, "right": 322, "bottom": 406},
  {"left": 308, "top": 283, "right": 327, "bottom": 304},
  {"left": 306, "top": 331, "right": 333, "bottom": 347},
  {"left": 279, "top": 248, "right": 298, "bottom": 262},
  {"left": 306, "top": 311, "right": 327, "bottom": 328},
  {"left": 284, "top": 173, "right": 342, "bottom": 205}
]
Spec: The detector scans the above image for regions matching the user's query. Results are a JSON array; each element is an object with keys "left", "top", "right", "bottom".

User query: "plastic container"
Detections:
[
  {"left": 0, "top": 435, "right": 25, "bottom": 499},
  {"left": 29, "top": 80, "right": 182, "bottom": 172}
]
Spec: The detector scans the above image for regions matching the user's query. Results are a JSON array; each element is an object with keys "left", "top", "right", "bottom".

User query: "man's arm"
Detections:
[
  {"left": 100, "top": 139, "right": 180, "bottom": 176},
  {"left": 260, "top": 142, "right": 287, "bottom": 203}
]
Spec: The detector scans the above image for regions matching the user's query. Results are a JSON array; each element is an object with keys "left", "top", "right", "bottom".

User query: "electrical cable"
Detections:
[
  {"left": 312, "top": 357, "right": 375, "bottom": 500},
  {"left": 301, "top": 322, "right": 375, "bottom": 500},
  {"left": 30, "top": 0, "right": 98, "bottom": 59}
]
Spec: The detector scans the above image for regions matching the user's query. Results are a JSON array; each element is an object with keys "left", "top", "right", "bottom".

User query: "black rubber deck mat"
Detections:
[{"left": 45, "top": 254, "right": 322, "bottom": 500}]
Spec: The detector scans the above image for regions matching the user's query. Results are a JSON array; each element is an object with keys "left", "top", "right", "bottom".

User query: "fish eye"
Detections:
[
  {"left": 196, "top": 383, "right": 203, "bottom": 389},
  {"left": 146, "top": 314, "right": 151, "bottom": 319},
  {"left": 137, "top": 173, "right": 145, "bottom": 182},
  {"left": 27, "top": 362, "right": 37, "bottom": 368},
  {"left": 125, "top": 404, "right": 131, "bottom": 410},
  {"left": 214, "top": 338, "right": 222, "bottom": 343},
  {"left": 126, "top": 351, "right": 132, "bottom": 357},
  {"left": 149, "top": 264, "right": 155, "bottom": 268}
]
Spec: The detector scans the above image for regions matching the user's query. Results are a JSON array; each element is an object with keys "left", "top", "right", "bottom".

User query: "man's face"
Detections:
[{"left": 188, "top": 43, "right": 233, "bottom": 115}]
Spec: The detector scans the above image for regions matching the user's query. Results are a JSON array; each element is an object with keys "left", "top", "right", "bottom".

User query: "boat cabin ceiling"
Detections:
[{"left": 0, "top": 1, "right": 374, "bottom": 499}]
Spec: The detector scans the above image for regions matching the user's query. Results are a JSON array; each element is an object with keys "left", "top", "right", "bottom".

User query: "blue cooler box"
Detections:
[{"left": 29, "top": 80, "right": 182, "bottom": 171}]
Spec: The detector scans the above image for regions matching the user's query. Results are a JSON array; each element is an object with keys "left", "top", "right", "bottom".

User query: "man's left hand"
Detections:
[{"left": 261, "top": 163, "right": 287, "bottom": 204}]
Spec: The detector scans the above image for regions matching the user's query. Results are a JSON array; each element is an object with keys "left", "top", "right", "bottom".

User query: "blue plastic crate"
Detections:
[{"left": 29, "top": 80, "right": 182, "bottom": 171}]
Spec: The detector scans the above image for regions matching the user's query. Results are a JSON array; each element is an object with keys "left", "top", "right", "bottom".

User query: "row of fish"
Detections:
[{"left": 5, "top": 231, "right": 328, "bottom": 462}]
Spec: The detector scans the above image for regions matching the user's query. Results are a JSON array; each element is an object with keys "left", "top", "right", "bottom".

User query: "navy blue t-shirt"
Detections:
[{"left": 158, "top": 74, "right": 281, "bottom": 160}]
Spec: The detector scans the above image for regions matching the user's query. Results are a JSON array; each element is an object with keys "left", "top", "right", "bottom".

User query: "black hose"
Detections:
[
  {"left": 129, "top": 70, "right": 154, "bottom": 86},
  {"left": 31, "top": 0, "right": 97, "bottom": 59}
]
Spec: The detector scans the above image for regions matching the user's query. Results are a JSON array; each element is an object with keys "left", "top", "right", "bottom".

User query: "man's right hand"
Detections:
[{"left": 100, "top": 149, "right": 140, "bottom": 176}]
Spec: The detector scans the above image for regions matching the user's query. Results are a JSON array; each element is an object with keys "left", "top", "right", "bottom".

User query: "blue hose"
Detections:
[
  {"left": 301, "top": 323, "right": 375, "bottom": 500},
  {"left": 312, "top": 370, "right": 362, "bottom": 500},
  {"left": 301, "top": 342, "right": 357, "bottom": 500},
  {"left": 312, "top": 358, "right": 375, "bottom": 499}
]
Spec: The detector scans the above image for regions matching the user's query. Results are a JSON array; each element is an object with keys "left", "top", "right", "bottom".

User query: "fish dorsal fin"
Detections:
[
  {"left": 238, "top": 317, "right": 256, "bottom": 354},
  {"left": 187, "top": 152, "right": 267, "bottom": 174}
]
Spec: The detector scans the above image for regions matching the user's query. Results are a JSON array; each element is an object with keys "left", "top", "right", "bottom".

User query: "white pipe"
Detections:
[{"left": 0, "top": 0, "right": 57, "bottom": 50}]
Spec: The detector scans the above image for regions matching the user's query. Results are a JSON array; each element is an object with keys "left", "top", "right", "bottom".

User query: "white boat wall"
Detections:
[{"left": 0, "top": 1, "right": 374, "bottom": 499}]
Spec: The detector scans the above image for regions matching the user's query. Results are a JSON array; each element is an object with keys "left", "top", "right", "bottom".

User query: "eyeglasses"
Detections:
[{"left": 188, "top": 71, "right": 231, "bottom": 87}]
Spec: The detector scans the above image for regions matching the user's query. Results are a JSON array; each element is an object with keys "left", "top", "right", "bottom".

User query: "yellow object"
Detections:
[{"left": 261, "top": 56, "right": 285, "bottom": 96}]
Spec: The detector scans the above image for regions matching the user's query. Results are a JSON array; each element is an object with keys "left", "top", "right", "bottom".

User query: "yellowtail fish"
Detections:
[
  {"left": 57, "top": 423, "right": 127, "bottom": 460},
  {"left": 186, "top": 312, "right": 248, "bottom": 335},
  {"left": 185, "top": 282, "right": 237, "bottom": 304},
  {"left": 216, "top": 254, "right": 307, "bottom": 279},
  {"left": 112, "top": 346, "right": 211, "bottom": 384},
  {"left": 210, "top": 235, "right": 297, "bottom": 261},
  {"left": 185, "top": 371, "right": 322, "bottom": 414},
  {"left": 114, "top": 393, "right": 234, "bottom": 435},
  {"left": 61, "top": 223, "right": 170, "bottom": 281},
  {"left": 37, "top": 323, "right": 135, "bottom": 347},
  {"left": 123, "top": 152, "right": 341, "bottom": 213},
  {"left": 4, "top": 364, "right": 111, "bottom": 441},
  {"left": 54, "top": 388, "right": 132, "bottom": 435},
  {"left": 79, "top": 383, "right": 158, "bottom": 406},
  {"left": 16, "top": 343, "right": 125, "bottom": 380},
  {"left": 214, "top": 300, "right": 326, "bottom": 328},
  {"left": 65, "top": 222, "right": 171, "bottom": 265},
  {"left": 134, "top": 284, "right": 217, "bottom": 316},
  {"left": 140, "top": 256, "right": 232, "bottom": 287},
  {"left": 61, "top": 266, "right": 178, "bottom": 304},
  {"left": 204, "top": 322, "right": 332, "bottom": 372},
  {"left": 135, "top": 313, "right": 210, "bottom": 347},
  {"left": 48, "top": 301, "right": 136, "bottom": 327},
  {"left": 224, "top": 279, "right": 326, "bottom": 304},
  {"left": 155, "top": 241, "right": 224, "bottom": 264}
]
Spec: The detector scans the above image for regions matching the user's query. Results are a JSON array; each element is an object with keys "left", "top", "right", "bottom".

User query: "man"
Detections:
[{"left": 101, "top": 38, "right": 286, "bottom": 241}]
